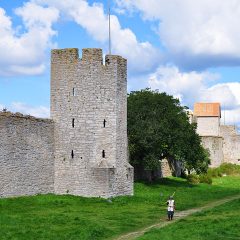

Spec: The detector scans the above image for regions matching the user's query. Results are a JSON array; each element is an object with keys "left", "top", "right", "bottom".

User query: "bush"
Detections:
[
  {"left": 219, "top": 163, "right": 240, "bottom": 176},
  {"left": 199, "top": 174, "right": 212, "bottom": 185},
  {"left": 207, "top": 168, "right": 222, "bottom": 178},
  {"left": 207, "top": 163, "right": 240, "bottom": 178},
  {"left": 187, "top": 174, "right": 199, "bottom": 184}
]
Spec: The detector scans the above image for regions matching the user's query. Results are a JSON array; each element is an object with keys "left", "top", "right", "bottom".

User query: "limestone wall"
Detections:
[
  {"left": 51, "top": 48, "right": 133, "bottom": 198},
  {"left": 220, "top": 125, "right": 240, "bottom": 165},
  {"left": 0, "top": 112, "right": 54, "bottom": 198},
  {"left": 201, "top": 136, "right": 224, "bottom": 167},
  {"left": 196, "top": 117, "right": 220, "bottom": 136},
  {"left": 161, "top": 159, "right": 172, "bottom": 177}
]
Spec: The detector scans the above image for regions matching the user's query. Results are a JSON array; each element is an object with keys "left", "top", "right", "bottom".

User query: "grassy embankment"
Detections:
[
  {"left": 0, "top": 176, "right": 240, "bottom": 240},
  {"left": 137, "top": 197, "right": 240, "bottom": 240}
]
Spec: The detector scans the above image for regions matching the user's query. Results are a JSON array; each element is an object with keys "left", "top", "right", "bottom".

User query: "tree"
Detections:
[{"left": 127, "top": 89, "right": 210, "bottom": 181}]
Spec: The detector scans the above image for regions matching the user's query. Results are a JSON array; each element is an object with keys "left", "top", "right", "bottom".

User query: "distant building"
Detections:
[{"left": 193, "top": 102, "right": 240, "bottom": 167}]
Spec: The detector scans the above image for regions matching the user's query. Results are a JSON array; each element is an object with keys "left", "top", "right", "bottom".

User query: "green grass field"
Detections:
[
  {"left": 0, "top": 176, "right": 239, "bottom": 240},
  {"left": 137, "top": 198, "right": 240, "bottom": 240}
]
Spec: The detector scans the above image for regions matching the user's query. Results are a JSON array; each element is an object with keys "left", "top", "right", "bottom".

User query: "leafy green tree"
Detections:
[{"left": 127, "top": 89, "right": 210, "bottom": 181}]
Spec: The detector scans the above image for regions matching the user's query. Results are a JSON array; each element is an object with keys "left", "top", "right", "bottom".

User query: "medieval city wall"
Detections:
[
  {"left": 220, "top": 125, "right": 240, "bottom": 165},
  {"left": 51, "top": 48, "right": 133, "bottom": 198},
  {"left": 201, "top": 136, "right": 224, "bottom": 167},
  {"left": 0, "top": 112, "right": 54, "bottom": 198}
]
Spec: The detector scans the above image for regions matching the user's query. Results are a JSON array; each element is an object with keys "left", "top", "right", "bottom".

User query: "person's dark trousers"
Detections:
[{"left": 168, "top": 211, "right": 174, "bottom": 220}]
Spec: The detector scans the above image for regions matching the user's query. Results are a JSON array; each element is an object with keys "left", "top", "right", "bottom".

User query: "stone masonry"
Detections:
[
  {"left": 220, "top": 125, "right": 240, "bottom": 165},
  {"left": 0, "top": 48, "right": 134, "bottom": 198},
  {"left": 193, "top": 103, "right": 240, "bottom": 167},
  {"left": 0, "top": 112, "right": 54, "bottom": 197},
  {"left": 51, "top": 48, "right": 133, "bottom": 197}
]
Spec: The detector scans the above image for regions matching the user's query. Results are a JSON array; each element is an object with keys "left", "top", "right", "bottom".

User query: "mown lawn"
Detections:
[
  {"left": 0, "top": 176, "right": 239, "bottom": 240},
  {"left": 137, "top": 197, "right": 240, "bottom": 240}
]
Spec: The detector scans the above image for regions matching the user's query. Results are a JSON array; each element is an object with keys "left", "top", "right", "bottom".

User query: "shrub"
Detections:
[
  {"left": 187, "top": 174, "right": 199, "bottom": 184},
  {"left": 207, "top": 168, "right": 222, "bottom": 178},
  {"left": 219, "top": 163, "right": 240, "bottom": 176},
  {"left": 199, "top": 174, "right": 212, "bottom": 185},
  {"left": 207, "top": 163, "right": 240, "bottom": 178}
]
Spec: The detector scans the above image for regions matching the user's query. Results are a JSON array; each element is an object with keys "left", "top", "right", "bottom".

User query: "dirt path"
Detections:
[{"left": 115, "top": 194, "right": 240, "bottom": 240}]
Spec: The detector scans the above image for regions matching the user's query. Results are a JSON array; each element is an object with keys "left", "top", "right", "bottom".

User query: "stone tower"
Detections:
[
  {"left": 51, "top": 48, "right": 133, "bottom": 198},
  {"left": 193, "top": 103, "right": 223, "bottom": 167},
  {"left": 194, "top": 103, "right": 221, "bottom": 136}
]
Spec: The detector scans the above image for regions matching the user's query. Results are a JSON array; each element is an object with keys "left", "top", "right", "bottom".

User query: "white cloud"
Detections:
[
  {"left": 148, "top": 65, "right": 240, "bottom": 126},
  {"left": 200, "top": 83, "right": 239, "bottom": 109},
  {"left": 0, "top": 103, "right": 5, "bottom": 110},
  {"left": 0, "top": 101, "right": 50, "bottom": 118},
  {"left": 223, "top": 108, "right": 240, "bottom": 126},
  {"left": 32, "top": 0, "right": 160, "bottom": 73},
  {"left": 148, "top": 65, "right": 219, "bottom": 105},
  {"left": 11, "top": 102, "right": 50, "bottom": 118},
  {"left": 116, "top": 0, "right": 240, "bottom": 69},
  {"left": 0, "top": 4, "right": 59, "bottom": 76},
  {"left": 0, "top": 0, "right": 160, "bottom": 76}
]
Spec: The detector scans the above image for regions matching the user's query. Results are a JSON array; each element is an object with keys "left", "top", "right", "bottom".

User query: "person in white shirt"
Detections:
[{"left": 167, "top": 196, "right": 175, "bottom": 220}]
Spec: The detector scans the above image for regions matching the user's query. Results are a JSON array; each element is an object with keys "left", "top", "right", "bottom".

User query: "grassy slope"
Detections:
[
  {"left": 0, "top": 177, "right": 239, "bottom": 240},
  {"left": 137, "top": 198, "right": 240, "bottom": 240}
]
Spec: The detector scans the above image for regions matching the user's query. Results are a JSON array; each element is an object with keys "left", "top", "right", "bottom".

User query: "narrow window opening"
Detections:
[
  {"left": 103, "top": 119, "right": 106, "bottom": 128},
  {"left": 102, "top": 150, "right": 105, "bottom": 158},
  {"left": 72, "top": 118, "right": 75, "bottom": 128},
  {"left": 73, "top": 88, "right": 75, "bottom": 96},
  {"left": 238, "top": 159, "right": 240, "bottom": 162},
  {"left": 71, "top": 150, "right": 74, "bottom": 159}
]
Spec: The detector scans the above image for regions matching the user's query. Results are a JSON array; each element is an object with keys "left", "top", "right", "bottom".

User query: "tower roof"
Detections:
[{"left": 194, "top": 103, "right": 221, "bottom": 117}]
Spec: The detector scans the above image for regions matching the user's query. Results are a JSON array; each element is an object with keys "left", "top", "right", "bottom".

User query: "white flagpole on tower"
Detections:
[{"left": 108, "top": 0, "right": 111, "bottom": 55}]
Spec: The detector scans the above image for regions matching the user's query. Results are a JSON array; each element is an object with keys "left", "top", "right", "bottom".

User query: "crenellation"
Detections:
[
  {"left": 51, "top": 48, "right": 79, "bottom": 63},
  {"left": 82, "top": 48, "right": 103, "bottom": 64}
]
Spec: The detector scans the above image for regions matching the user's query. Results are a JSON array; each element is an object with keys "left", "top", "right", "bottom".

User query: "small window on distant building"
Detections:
[
  {"left": 72, "top": 118, "right": 75, "bottom": 128},
  {"left": 103, "top": 119, "right": 106, "bottom": 128},
  {"left": 102, "top": 150, "right": 105, "bottom": 158},
  {"left": 238, "top": 159, "right": 240, "bottom": 162},
  {"left": 73, "top": 88, "right": 75, "bottom": 96},
  {"left": 71, "top": 150, "right": 74, "bottom": 159}
]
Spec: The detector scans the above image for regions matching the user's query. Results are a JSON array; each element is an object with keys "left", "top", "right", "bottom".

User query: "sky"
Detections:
[{"left": 0, "top": 0, "right": 240, "bottom": 127}]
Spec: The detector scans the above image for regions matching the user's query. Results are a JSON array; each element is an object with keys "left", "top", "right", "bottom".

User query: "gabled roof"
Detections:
[{"left": 194, "top": 103, "right": 221, "bottom": 117}]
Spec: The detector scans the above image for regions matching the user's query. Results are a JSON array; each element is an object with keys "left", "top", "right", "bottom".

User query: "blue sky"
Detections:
[{"left": 0, "top": 0, "right": 240, "bottom": 126}]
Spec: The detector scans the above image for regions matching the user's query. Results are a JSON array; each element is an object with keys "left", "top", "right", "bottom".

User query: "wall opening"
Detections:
[
  {"left": 102, "top": 150, "right": 105, "bottom": 158},
  {"left": 103, "top": 119, "right": 106, "bottom": 128},
  {"left": 73, "top": 88, "right": 75, "bottom": 96},
  {"left": 71, "top": 150, "right": 74, "bottom": 159},
  {"left": 72, "top": 118, "right": 75, "bottom": 128}
]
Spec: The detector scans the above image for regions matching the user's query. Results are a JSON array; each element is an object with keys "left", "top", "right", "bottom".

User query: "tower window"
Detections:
[
  {"left": 71, "top": 150, "right": 74, "bottom": 159},
  {"left": 73, "top": 88, "right": 75, "bottom": 96},
  {"left": 103, "top": 119, "right": 106, "bottom": 128},
  {"left": 102, "top": 150, "right": 105, "bottom": 158},
  {"left": 72, "top": 118, "right": 75, "bottom": 128}
]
